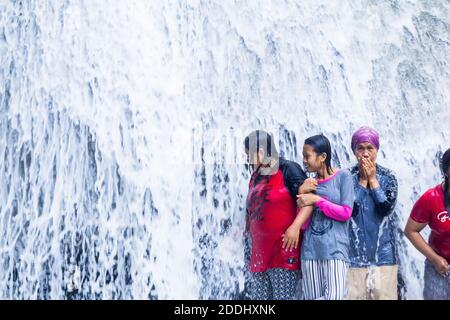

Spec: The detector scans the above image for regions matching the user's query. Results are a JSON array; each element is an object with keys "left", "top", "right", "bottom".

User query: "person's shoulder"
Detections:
[
  {"left": 413, "top": 185, "right": 442, "bottom": 205},
  {"left": 349, "top": 165, "right": 359, "bottom": 175},
  {"left": 424, "top": 184, "right": 444, "bottom": 198},
  {"left": 337, "top": 168, "right": 352, "bottom": 179},
  {"left": 377, "top": 164, "right": 397, "bottom": 180},
  {"left": 348, "top": 165, "right": 360, "bottom": 182},
  {"left": 279, "top": 158, "right": 304, "bottom": 173}
]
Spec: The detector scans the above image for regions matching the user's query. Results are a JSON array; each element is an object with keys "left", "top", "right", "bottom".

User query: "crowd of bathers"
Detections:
[{"left": 244, "top": 127, "right": 450, "bottom": 300}]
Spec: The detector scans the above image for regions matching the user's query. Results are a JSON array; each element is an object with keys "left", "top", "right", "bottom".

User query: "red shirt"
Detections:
[
  {"left": 410, "top": 184, "right": 450, "bottom": 263},
  {"left": 246, "top": 169, "right": 301, "bottom": 272}
]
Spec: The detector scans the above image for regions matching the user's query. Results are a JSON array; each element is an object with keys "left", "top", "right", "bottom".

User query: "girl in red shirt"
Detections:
[
  {"left": 244, "top": 130, "right": 312, "bottom": 300},
  {"left": 405, "top": 148, "right": 450, "bottom": 299}
]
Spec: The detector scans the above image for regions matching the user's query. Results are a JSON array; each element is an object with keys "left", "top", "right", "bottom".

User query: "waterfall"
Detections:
[{"left": 0, "top": 0, "right": 449, "bottom": 299}]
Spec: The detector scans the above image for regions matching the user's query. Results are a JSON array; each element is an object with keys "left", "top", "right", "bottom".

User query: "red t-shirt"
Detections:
[
  {"left": 246, "top": 169, "right": 302, "bottom": 272},
  {"left": 410, "top": 184, "right": 450, "bottom": 263}
]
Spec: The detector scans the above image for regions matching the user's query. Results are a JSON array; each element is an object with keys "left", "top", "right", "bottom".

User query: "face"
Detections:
[
  {"left": 354, "top": 142, "right": 378, "bottom": 163},
  {"left": 245, "top": 148, "right": 264, "bottom": 168},
  {"left": 303, "top": 144, "right": 326, "bottom": 172}
]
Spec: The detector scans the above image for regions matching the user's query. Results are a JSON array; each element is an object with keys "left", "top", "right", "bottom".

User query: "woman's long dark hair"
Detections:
[
  {"left": 304, "top": 134, "right": 333, "bottom": 175},
  {"left": 441, "top": 148, "right": 450, "bottom": 211}
]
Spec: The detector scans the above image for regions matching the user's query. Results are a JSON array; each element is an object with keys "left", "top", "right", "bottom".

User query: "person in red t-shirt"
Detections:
[
  {"left": 244, "top": 130, "right": 313, "bottom": 300},
  {"left": 405, "top": 148, "right": 450, "bottom": 300}
]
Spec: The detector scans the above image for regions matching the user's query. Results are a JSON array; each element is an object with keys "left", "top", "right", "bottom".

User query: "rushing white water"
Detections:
[{"left": 0, "top": 0, "right": 449, "bottom": 299}]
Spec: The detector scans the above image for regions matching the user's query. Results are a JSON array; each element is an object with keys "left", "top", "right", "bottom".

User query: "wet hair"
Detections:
[
  {"left": 304, "top": 134, "right": 333, "bottom": 175},
  {"left": 244, "top": 130, "right": 278, "bottom": 165},
  {"left": 441, "top": 148, "right": 450, "bottom": 211}
]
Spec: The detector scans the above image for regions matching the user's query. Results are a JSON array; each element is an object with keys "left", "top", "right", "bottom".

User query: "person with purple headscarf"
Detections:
[{"left": 347, "top": 126, "right": 400, "bottom": 300}]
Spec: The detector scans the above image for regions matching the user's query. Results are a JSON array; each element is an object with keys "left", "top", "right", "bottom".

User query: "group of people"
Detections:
[{"left": 244, "top": 127, "right": 450, "bottom": 300}]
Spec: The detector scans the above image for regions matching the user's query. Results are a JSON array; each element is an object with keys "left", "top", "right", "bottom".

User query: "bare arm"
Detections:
[
  {"left": 404, "top": 218, "right": 449, "bottom": 276},
  {"left": 282, "top": 205, "right": 314, "bottom": 251}
]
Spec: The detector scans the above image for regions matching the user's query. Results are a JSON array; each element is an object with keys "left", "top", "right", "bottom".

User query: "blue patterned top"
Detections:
[{"left": 348, "top": 164, "right": 399, "bottom": 267}]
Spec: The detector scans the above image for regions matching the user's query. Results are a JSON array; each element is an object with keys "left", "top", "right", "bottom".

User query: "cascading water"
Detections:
[{"left": 0, "top": 0, "right": 449, "bottom": 299}]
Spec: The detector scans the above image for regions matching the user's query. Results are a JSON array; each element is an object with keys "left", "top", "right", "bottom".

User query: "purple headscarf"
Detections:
[{"left": 351, "top": 126, "right": 380, "bottom": 151}]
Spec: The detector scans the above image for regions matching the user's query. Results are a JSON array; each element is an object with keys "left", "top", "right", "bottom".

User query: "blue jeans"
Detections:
[{"left": 423, "top": 259, "right": 450, "bottom": 300}]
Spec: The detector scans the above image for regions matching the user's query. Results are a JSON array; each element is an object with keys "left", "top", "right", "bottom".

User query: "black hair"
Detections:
[
  {"left": 304, "top": 134, "right": 333, "bottom": 175},
  {"left": 441, "top": 148, "right": 450, "bottom": 211},
  {"left": 244, "top": 130, "right": 279, "bottom": 165}
]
